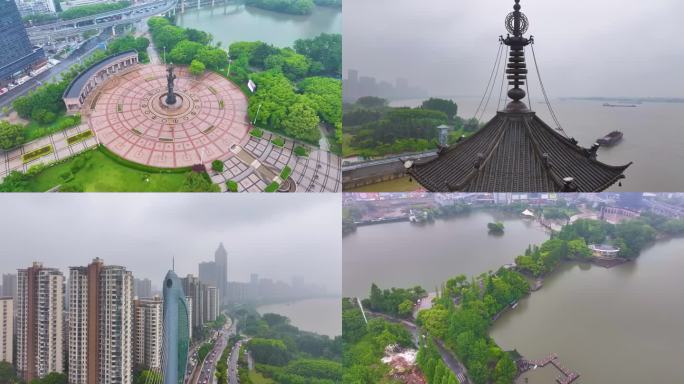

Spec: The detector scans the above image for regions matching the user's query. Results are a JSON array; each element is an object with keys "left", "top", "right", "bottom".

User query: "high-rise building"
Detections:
[
  {"left": 214, "top": 243, "right": 228, "bottom": 306},
  {"left": 198, "top": 261, "right": 217, "bottom": 289},
  {"left": 184, "top": 296, "right": 193, "bottom": 339},
  {"left": 68, "top": 258, "right": 134, "bottom": 384},
  {"left": 202, "top": 286, "right": 218, "bottom": 324},
  {"left": 134, "top": 278, "right": 153, "bottom": 298},
  {"left": 17, "top": 262, "right": 64, "bottom": 382},
  {"left": 0, "top": 297, "right": 13, "bottom": 363},
  {"left": 133, "top": 297, "right": 162, "bottom": 371},
  {"left": 1, "top": 274, "right": 17, "bottom": 301},
  {"left": 161, "top": 270, "right": 190, "bottom": 384},
  {"left": 0, "top": 0, "right": 46, "bottom": 87},
  {"left": 181, "top": 274, "right": 203, "bottom": 334}
]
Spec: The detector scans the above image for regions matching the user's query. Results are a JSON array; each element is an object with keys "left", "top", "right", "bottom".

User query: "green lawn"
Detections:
[
  {"left": 249, "top": 370, "right": 274, "bottom": 384},
  {"left": 26, "top": 147, "right": 189, "bottom": 192},
  {"left": 24, "top": 114, "right": 81, "bottom": 142}
]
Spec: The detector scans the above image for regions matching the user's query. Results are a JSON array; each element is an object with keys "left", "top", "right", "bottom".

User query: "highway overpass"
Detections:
[{"left": 27, "top": 0, "right": 178, "bottom": 44}]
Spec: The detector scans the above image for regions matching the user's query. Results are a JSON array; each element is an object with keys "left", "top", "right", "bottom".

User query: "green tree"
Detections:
[
  {"left": 169, "top": 40, "right": 204, "bottom": 64},
  {"left": 422, "top": 98, "right": 458, "bottom": 121},
  {"left": 211, "top": 159, "right": 224, "bottom": 173},
  {"left": 493, "top": 354, "right": 517, "bottom": 384},
  {"left": 0, "top": 121, "right": 25, "bottom": 150},
  {"left": 282, "top": 103, "right": 320, "bottom": 142},
  {"left": 189, "top": 59, "right": 206, "bottom": 77},
  {"left": 180, "top": 171, "right": 219, "bottom": 192}
]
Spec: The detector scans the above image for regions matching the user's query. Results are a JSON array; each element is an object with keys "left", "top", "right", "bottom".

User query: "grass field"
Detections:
[
  {"left": 26, "top": 147, "right": 189, "bottom": 192},
  {"left": 249, "top": 370, "right": 274, "bottom": 384}
]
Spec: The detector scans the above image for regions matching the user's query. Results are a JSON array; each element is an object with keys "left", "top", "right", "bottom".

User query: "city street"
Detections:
[{"left": 0, "top": 33, "right": 111, "bottom": 114}]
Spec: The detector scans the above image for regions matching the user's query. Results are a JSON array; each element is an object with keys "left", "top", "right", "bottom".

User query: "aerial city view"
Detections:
[
  {"left": 342, "top": 192, "right": 684, "bottom": 383},
  {"left": 0, "top": 0, "right": 341, "bottom": 192},
  {"left": 342, "top": 0, "right": 684, "bottom": 192},
  {"left": 0, "top": 193, "right": 342, "bottom": 383}
]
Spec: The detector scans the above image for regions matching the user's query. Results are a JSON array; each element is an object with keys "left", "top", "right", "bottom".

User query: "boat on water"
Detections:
[
  {"left": 510, "top": 301, "right": 519, "bottom": 309},
  {"left": 596, "top": 130, "right": 624, "bottom": 146}
]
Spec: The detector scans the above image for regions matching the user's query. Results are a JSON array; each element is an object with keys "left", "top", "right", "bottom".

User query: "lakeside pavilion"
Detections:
[{"left": 405, "top": 0, "right": 632, "bottom": 192}]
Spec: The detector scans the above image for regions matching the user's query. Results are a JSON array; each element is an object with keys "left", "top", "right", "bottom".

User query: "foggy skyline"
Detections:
[
  {"left": 0, "top": 194, "right": 341, "bottom": 294},
  {"left": 343, "top": 0, "right": 684, "bottom": 99}
]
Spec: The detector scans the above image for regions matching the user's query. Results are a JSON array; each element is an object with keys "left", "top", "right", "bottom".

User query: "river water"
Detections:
[
  {"left": 362, "top": 97, "right": 684, "bottom": 192},
  {"left": 489, "top": 237, "right": 684, "bottom": 383},
  {"left": 342, "top": 211, "right": 549, "bottom": 298},
  {"left": 177, "top": 2, "right": 341, "bottom": 48},
  {"left": 256, "top": 297, "right": 341, "bottom": 337}
]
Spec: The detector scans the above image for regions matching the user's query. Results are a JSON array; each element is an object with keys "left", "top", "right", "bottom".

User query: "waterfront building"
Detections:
[
  {"left": 214, "top": 243, "right": 228, "bottom": 306},
  {"left": 0, "top": 297, "right": 12, "bottom": 363},
  {"left": 68, "top": 258, "right": 134, "bottom": 384},
  {"left": 161, "top": 270, "right": 190, "bottom": 384},
  {"left": 16, "top": 263, "right": 64, "bottom": 381},
  {"left": 405, "top": 0, "right": 631, "bottom": 192},
  {"left": 589, "top": 244, "right": 620, "bottom": 260},
  {"left": 0, "top": 0, "right": 46, "bottom": 87},
  {"left": 133, "top": 297, "right": 163, "bottom": 371}
]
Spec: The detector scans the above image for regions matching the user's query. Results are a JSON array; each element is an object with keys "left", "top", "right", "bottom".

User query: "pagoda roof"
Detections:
[{"left": 406, "top": 110, "right": 631, "bottom": 192}]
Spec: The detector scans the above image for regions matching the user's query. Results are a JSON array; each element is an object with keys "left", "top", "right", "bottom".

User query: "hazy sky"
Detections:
[
  {"left": 0, "top": 194, "right": 341, "bottom": 293},
  {"left": 343, "top": 0, "right": 684, "bottom": 98}
]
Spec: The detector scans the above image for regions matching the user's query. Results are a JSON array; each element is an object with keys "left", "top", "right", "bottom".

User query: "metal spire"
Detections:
[{"left": 502, "top": 0, "right": 532, "bottom": 112}]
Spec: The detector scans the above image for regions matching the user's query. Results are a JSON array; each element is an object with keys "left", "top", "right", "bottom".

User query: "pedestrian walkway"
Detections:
[{"left": 0, "top": 124, "right": 97, "bottom": 181}]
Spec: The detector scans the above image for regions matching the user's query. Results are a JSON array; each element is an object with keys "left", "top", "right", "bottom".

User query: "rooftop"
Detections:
[
  {"left": 406, "top": 0, "right": 631, "bottom": 192},
  {"left": 63, "top": 50, "right": 138, "bottom": 99}
]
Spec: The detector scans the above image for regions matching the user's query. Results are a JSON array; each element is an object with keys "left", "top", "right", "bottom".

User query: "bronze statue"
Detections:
[{"left": 165, "top": 64, "right": 177, "bottom": 105}]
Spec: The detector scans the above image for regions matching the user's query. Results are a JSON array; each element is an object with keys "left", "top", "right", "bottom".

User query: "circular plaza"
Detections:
[{"left": 87, "top": 64, "right": 250, "bottom": 168}]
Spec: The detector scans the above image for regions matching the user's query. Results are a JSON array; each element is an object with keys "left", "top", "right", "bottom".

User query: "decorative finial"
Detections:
[
  {"left": 502, "top": 0, "right": 532, "bottom": 112},
  {"left": 172, "top": 257, "right": 175, "bottom": 271}
]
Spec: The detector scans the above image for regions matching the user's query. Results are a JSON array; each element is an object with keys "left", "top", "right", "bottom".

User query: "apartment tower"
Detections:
[
  {"left": 68, "top": 258, "right": 134, "bottom": 384},
  {"left": 0, "top": 297, "right": 12, "bottom": 363},
  {"left": 16, "top": 262, "right": 64, "bottom": 381},
  {"left": 133, "top": 297, "right": 162, "bottom": 371}
]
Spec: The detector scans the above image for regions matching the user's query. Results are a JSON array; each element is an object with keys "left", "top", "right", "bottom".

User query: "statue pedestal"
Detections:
[{"left": 160, "top": 93, "right": 183, "bottom": 110}]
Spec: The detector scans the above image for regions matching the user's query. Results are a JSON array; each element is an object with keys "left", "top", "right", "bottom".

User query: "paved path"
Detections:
[
  {"left": 0, "top": 124, "right": 97, "bottom": 182},
  {"left": 212, "top": 131, "right": 341, "bottom": 192}
]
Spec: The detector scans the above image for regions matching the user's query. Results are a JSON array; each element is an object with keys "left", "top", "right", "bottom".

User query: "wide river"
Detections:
[
  {"left": 256, "top": 297, "right": 341, "bottom": 338},
  {"left": 177, "top": 2, "right": 341, "bottom": 48},
  {"left": 490, "top": 237, "right": 684, "bottom": 384},
  {"left": 371, "top": 97, "right": 684, "bottom": 192},
  {"left": 342, "top": 210, "right": 550, "bottom": 298}
]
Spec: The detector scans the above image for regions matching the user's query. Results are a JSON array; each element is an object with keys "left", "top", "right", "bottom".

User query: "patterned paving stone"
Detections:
[{"left": 88, "top": 65, "right": 251, "bottom": 169}]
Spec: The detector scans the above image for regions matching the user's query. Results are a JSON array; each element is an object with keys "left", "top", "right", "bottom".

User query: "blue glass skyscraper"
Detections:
[{"left": 162, "top": 270, "right": 190, "bottom": 384}]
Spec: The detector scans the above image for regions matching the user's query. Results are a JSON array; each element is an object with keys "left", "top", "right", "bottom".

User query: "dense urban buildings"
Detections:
[
  {"left": 181, "top": 274, "right": 203, "bottom": 336},
  {"left": 0, "top": 297, "right": 12, "bottom": 364},
  {"left": 68, "top": 258, "right": 134, "bottom": 384},
  {"left": 0, "top": 0, "right": 46, "bottom": 87},
  {"left": 16, "top": 263, "right": 64, "bottom": 381},
  {"left": 203, "top": 285, "right": 218, "bottom": 323},
  {"left": 133, "top": 297, "right": 163, "bottom": 371},
  {"left": 161, "top": 270, "right": 190, "bottom": 384},
  {"left": 134, "top": 278, "right": 153, "bottom": 299},
  {"left": 1, "top": 274, "right": 17, "bottom": 301}
]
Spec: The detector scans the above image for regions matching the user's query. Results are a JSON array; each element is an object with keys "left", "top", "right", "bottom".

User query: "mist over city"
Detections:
[
  {"left": 343, "top": 0, "right": 684, "bottom": 99},
  {"left": 0, "top": 193, "right": 341, "bottom": 294}
]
